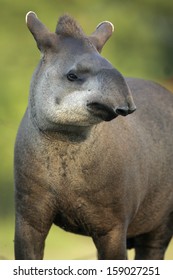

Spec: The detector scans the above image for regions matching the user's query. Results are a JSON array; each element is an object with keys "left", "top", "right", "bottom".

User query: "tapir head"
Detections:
[{"left": 26, "top": 12, "right": 136, "bottom": 136}]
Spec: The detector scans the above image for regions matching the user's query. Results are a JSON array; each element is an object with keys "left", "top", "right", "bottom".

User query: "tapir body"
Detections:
[{"left": 14, "top": 12, "right": 173, "bottom": 260}]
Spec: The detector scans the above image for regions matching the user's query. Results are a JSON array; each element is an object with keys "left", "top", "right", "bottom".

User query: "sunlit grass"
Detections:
[{"left": 45, "top": 225, "right": 96, "bottom": 260}]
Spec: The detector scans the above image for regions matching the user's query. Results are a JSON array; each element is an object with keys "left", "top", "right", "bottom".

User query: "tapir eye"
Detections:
[{"left": 67, "top": 72, "right": 78, "bottom": 82}]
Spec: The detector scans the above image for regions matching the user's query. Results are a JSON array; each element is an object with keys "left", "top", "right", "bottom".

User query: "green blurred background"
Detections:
[{"left": 0, "top": 0, "right": 173, "bottom": 260}]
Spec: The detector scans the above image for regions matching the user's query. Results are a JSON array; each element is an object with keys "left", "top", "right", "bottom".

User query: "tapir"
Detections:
[{"left": 14, "top": 11, "right": 173, "bottom": 259}]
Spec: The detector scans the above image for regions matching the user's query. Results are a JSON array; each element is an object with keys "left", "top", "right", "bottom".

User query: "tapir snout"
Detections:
[{"left": 87, "top": 68, "right": 136, "bottom": 121}]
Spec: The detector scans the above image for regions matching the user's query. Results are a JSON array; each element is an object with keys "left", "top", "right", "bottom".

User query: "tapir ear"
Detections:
[
  {"left": 89, "top": 21, "right": 114, "bottom": 53},
  {"left": 26, "top": 11, "right": 57, "bottom": 52}
]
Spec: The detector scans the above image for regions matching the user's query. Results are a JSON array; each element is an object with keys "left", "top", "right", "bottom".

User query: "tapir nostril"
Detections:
[
  {"left": 128, "top": 107, "right": 136, "bottom": 114},
  {"left": 116, "top": 106, "right": 136, "bottom": 116},
  {"left": 115, "top": 106, "right": 129, "bottom": 116}
]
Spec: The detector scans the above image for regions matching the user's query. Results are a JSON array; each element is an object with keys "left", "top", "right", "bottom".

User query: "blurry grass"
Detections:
[
  {"left": 0, "top": 217, "right": 172, "bottom": 260},
  {"left": 45, "top": 225, "right": 96, "bottom": 260}
]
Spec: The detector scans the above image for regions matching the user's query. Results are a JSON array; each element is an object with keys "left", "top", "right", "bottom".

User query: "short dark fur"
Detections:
[{"left": 56, "top": 15, "right": 85, "bottom": 38}]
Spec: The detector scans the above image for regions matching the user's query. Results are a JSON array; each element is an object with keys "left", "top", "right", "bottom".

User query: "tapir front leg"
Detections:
[
  {"left": 15, "top": 214, "right": 47, "bottom": 259},
  {"left": 14, "top": 178, "right": 56, "bottom": 260},
  {"left": 93, "top": 226, "right": 127, "bottom": 260}
]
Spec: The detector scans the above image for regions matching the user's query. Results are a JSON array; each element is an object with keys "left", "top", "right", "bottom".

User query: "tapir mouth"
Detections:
[
  {"left": 87, "top": 102, "right": 118, "bottom": 121},
  {"left": 87, "top": 101, "right": 136, "bottom": 121}
]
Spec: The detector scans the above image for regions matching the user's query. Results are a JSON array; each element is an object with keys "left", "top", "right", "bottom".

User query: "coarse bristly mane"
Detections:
[{"left": 55, "top": 15, "right": 85, "bottom": 39}]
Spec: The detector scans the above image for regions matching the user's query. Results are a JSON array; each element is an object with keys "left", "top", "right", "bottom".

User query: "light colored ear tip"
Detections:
[
  {"left": 25, "top": 11, "right": 37, "bottom": 23},
  {"left": 96, "top": 21, "right": 114, "bottom": 32}
]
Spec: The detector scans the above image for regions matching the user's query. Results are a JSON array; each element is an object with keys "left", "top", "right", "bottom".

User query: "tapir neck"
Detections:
[
  {"left": 38, "top": 125, "right": 93, "bottom": 143},
  {"left": 28, "top": 107, "right": 94, "bottom": 144}
]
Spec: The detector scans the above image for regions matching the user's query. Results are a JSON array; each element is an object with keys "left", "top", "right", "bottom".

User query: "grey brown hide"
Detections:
[{"left": 14, "top": 12, "right": 173, "bottom": 260}]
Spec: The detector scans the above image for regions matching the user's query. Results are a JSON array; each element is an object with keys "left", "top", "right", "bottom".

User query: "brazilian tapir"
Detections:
[{"left": 14, "top": 11, "right": 173, "bottom": 260}]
